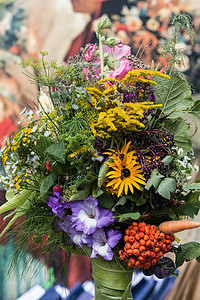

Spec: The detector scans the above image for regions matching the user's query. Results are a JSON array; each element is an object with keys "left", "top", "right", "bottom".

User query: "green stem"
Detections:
[
  {"left": 99, "top": 34, "right": 105, "bottom": 79},
  {"left": 113, "top": 46, "right": 116, "bottom": 69},
  {"left": 41, "top": 56, "right": 56, "bottom": 108}
]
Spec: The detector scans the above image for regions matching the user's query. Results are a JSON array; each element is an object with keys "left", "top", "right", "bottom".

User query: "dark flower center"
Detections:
[{"left": 121, "top": 168, "right": 131, "bottom": 177}]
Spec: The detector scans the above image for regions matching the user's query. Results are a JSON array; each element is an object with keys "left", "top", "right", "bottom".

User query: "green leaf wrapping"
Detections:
[{"left": 91, "top": 256, "right": 133, "bottom": 300}]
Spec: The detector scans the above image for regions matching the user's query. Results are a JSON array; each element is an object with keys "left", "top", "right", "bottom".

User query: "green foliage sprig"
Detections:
[{"left": 159, "top": 13, "right": 194, "bottom": 74}]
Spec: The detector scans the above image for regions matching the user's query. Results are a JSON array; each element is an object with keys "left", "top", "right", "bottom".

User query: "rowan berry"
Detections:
[
  {"left": 139, "top": 225, "right": 145, "bottom": 232},
  {"left": 124, "top": 235, "right": 129, "bottom": 242},
  {"left": 139, "top": 232, "right": 144, "bottom": 239},
  {"left": 119, "top": 250, "right": 124, "bottom": 256},
  {"left": 129, "top": 258, "right": 136, "bottom": 265},
  {"left": 167, "top": 244, "right": 172, "bottom": 251},
  {"left": 138, "top": 222, "right": 146, "bottom": 227},
  {"left": 129, "top": 236, "right": 135, "bottom": 243},
  {"left": 132, "top": 249, "right": 140, "bottom": 256},
  {"left": 134, "top": 260, "right": 141, "bottom": 268},
  {"left": 138, "top": 256, "right": 145, "bottom": 262},
  {"left": 150, "top": 259, "right": 157, "bottom": 266},
  {"left": 139, "top": 239, "right": 145, "bottom": 246},
  {"left": 130, "top": 229, "right": 136, "bottom": 236},
  {"left": 127, "top": 249, "right": 133, "bottom": 256},
  {"left": 139, "top": 246, "right": 146, "bottom": 252},
  {"left": 160, "top": 232, "right": 165, "bottom": 239},
  {"left": 132, "top": 222, "right": 138, "bottom": 226},
  {"left": 125, "top": 243, "right": 131, "bottom": 250},
  {"left": 143, "top": 262, "right": 151, "bottom": 269},
  {"left": 135, "top": 233, "right": 140, "bottom": 240},
  {"left": 150, "top": 225, "right": 157, "bottom": 231}
]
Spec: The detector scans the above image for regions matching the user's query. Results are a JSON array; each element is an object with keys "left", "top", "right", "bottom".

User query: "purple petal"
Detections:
[
  {"left": 106, "top": 229, "right": 122, "bottom": 248},
  {"left": 91, "top": 229, "right": 114, "bottom": 260},
  {"left": 97, "top": 208, "right": 115, "bottom": 228}
]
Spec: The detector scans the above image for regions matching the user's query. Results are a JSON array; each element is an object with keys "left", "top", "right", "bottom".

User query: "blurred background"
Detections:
[{"left": 0, "top": 0, "right": 200, "bottom": 299}]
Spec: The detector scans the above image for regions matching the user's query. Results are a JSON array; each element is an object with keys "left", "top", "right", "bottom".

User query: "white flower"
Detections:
[
  {"left": 91, "top": 150, "right": 104, "bottom": 162},
  {"left": 31, "top": 125, "right": 38, "bottom": 133},
  {"left": 177, "top": 159, "right": 187, "bottom": 168},
  {"left": 186, "top": 175, "right": 192, "bottom": 181},
  {"left": 193, "top": 165, "right": 199, "bottom": 172},
  {"left": 177, "top": 148, "right": 184, "bottom": 156},
  {"left": 19, "top": 107, "right": 27, "bottom": 115},
  {"left": 35, "top": 108, "right": 41, "bottom": 117},
  {"left": 187, "top": 163, "right": 194, "bottom": 171},
  {"left": 44, "top": 131, "right": 50, "bottom": 137}
]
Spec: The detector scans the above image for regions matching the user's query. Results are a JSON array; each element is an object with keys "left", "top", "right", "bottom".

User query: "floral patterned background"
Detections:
[{"left": 92, "top": 0, "right": 200, "bottom": 93}]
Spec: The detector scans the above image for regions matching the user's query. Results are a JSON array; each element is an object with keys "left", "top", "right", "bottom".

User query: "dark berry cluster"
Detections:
[
  {"left": 116, "top": 82, "right": 156, "bottom": 104},
  {"left": 130, "top": 128, "right": 175, "bottom": 179},
  {"left": 119, "top": 222, "right": 175, "bottom": 270}
]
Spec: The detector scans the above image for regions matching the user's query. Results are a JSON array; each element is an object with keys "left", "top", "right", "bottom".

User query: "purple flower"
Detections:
[
  {"left": 58, "top": 215, "right": 91, "bottom": 247},
  {"left": 48, "top": 191, "right": 70, "bottom": 218},
  {"left": 91, "top": 228, "right": 122, "bottom": 260},
  {"left": 70, "top": 195, "right": 114, "bottom": 235}
]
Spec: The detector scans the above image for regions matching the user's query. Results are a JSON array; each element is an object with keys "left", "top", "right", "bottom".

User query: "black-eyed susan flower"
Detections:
[{"left": 105, "top": 141, "right": 146, "bottom": 197}]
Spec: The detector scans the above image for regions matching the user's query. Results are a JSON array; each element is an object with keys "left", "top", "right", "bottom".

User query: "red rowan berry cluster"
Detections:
[{"left": 118, "top": 222, "right": 175, "bottom": 269}]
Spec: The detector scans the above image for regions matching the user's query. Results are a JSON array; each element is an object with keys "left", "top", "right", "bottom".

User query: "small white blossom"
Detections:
[
  {"left": 177, "top": 159, "right": 187, "bottom": 168},
  {"left": 193, "top": 165, "right": 199, "bottom": 172},
  {"left": 177, "top": 148, "right": 184, "bottom": 156},
  {"left": 36, "top": 108, "right": 41, "bottom": 117},
  {"left": 31, "top": 125, "right": 38, "bottom": 133},
  {"left": 44, "top": 131, "right": 50, "bottom": 137}
]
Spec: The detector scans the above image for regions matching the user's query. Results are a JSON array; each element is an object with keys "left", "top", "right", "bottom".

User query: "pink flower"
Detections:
[
  {"left": 53, "top": 185, "right": 63, "bottom": 195},
  {"left": 46, "top": 160, "right": 51, "bottom": 171},
  {"left": 84, "top": 44, "right": 97, "bottom": 61},
  {"left": 92, "top": 42, "right": 132, "bottom": 79}
]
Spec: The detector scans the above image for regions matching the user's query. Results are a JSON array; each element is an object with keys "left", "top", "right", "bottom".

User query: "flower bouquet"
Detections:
[{"left": 0, "top": 15, "right": 200, "bottom": 300}]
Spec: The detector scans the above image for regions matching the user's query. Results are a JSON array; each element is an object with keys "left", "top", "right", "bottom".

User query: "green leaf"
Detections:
[
  {"left": 118, "top": 212, "right": 140, "bottom": 222},
  {"left": 127, "top": 193, "right": 146, "bottom": 206},
  {"left": 97, "top": 160, "right": 111, "bottom": 188},
  {"left": 181, "top": 242, "right": 200, "bottom": 260},
  {"left": 70, "top": 184, "right": 92, "bottom": 201},
  {"left": 35, "top": 136, "right": 54, "bottom": 158},
  {"left": 154, "top": 74, "right": 192, "bottom": 118},
  {"left": 97, "top": 188, "right": 114, "bottom": 209},
  {"left": 164, "top": 118, "right": 191, "bottom": 154},
  {"left": 0, "top": 156, "right": 7, "bottom": 177},
  {"left": 45, "top": 141, "right": 65, "bottom": 163},
  {"left": 162, "top": 155, "right": 174, "bottom": 165},
  {"left": 183, "top": 191, "right": 200, "bottom": 218},
  {"left": 157, "top": 177, "right": 176, "bottom": 199},
  {"left": 145, "top": 170, "right": 164, "bottom": 190},
  {"left": 196, "top": 256, "right": 200, "bottom": 262},
  {"left": 183, "top": 183, "right": 200, "bottom": 192},
  {"left": 190, "top": 100, "right": 200, "bottom": 118},
  {"left": 175, "top": 253, "right": 185, "bottom": 268},
  {"left": 40, "top": 173, "right": 57, "bottom": 197}
]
